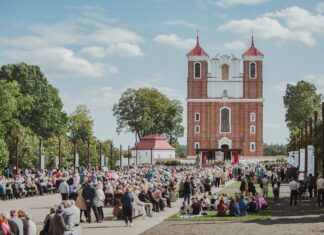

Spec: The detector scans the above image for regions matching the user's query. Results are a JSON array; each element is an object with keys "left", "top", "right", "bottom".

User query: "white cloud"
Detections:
[
  {"left": 153, "top": 34, "right": 195, "bottom": 49},
  {"left": 2, "top": 47, "right": 118, "bottom": 78},
  {"left": 215, "top": 0, "right": 268, "bottom": 8},
  {"left": 303, "top": 74, "right": 324, "bottom": 87},
  {"left": 79, "top": 43, "right": 143, "bottom": 59},
  {"left": 0, "top": 6, "right": 143, "bottom": 78},
  {"left": 223, "top": 40, "right": 246, "bottom": 50},
  {"left": 161, "top": 20, "right": 200, "bottom": 29},
  {"left": 218, "top": 6, "right": 324, "bottom": 46},
  {"left": 316, "top": 2, "right": 324, "bottom": 14},
  {"left": 273, "top": 81, "right": 296, "bottom": 92}
]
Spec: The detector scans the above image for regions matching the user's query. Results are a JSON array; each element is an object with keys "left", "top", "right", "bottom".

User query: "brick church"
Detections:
[{"left": 186, "top": 36, "right": 264, "bottom": 160}]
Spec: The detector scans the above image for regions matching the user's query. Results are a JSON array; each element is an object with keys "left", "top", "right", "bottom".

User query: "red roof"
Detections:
[
  {"left": 242, "top": 36, "right": 264, "bottom": 57},
  {"left": 186, "top": 36, "right": 209, "bottom": 57},
  {"left": 131, "top": 134, "right": 175, "bottom": 150}
]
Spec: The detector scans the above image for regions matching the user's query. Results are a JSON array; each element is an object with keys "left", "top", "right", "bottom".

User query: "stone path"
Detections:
[
  {"left": 141, "top": 183, "right": 324, "bottom": 235},
  {"left": 0, "top": 181, "right": 234, "bottom": 235}
]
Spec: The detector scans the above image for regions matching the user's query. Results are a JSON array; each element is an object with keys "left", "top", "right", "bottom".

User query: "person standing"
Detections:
[
  {"left": 94, "top": 183, "right": 105, "bottom": 222},
  {"left": 272, "top": 178, "right": 281, "bottom": 205},
  {"left": 183, "top": 177, "right": 191, "bottom": 206},
  {"left": 121, "top": 187, "right": 134, "bottom": 227},
  {"left": 82, "top": 180, "right": 100, "bottom": 223},
  {"left": 262, "top": 176, "right": 269, "bottom": 198},
  {"left": 289, "top": 178, "right": 299, "bottom": 206},
  {"left": 316, "top": 175, "right": 324, "bottom": 207},
  {"left": 308, "top": 173, "right": 316, "bottom": 198},
  {"left": 58, "top": 178, "right": 70, "bottom": 201}
]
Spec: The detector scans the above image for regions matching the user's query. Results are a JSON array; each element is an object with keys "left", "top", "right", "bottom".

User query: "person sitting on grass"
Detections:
[
  {"left": 210, "top": 194, "right": 217, "bottom": 210},
  {"left": 216, "top": 198, "right": 227, "bottom": 216},
  {"left": 247, "top": 196, "right": 258, "bottom": 212},
  {"left": 238, "top": 195, "right": 248, "bottom": 216},
  {"left": 190, "top": 198, "right": 201, "bottom": 215},
  {"left": 229, "top": 198, "right": 240, "bottom": 216},
  {"left": 256, "top": 193, "right": 268, "bottom": 210},
  {"left": 180, "top": 201, "right": 188, "bottom": 215},
  {"left": 202, "top": 195, "right": 210, "bottom": 210}
]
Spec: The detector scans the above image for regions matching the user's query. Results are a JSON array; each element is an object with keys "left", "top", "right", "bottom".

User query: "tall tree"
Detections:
[
  {"left": 283, "top": 80, "right": 322, "bottom": 139},
  {"left": 113, "top": 88, "right": 184, "bottom": 146},
  {"left": 0, "top": 139, "right": 9, "bottom": 170},
  {"left": 0, "top": 63, "right": 68, "bottom": 139},
  {"left": 68, "top": 105, "right": 94, "bottom": 143}
]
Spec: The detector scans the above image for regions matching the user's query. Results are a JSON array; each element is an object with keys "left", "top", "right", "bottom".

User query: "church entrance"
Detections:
[{"left": 197, "top": 147, "right": 241, "bottom": 165}]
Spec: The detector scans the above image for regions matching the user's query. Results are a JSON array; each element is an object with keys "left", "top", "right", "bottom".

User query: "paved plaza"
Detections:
[{"left": 2, "top": 182, "right": 324, "bottom": 235}]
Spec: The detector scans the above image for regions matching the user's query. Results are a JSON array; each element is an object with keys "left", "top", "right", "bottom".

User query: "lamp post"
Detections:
[
  {"left": 15, "top": 137, "right": 19, "bottom": 175},
  {"left": 110, "top": 142, "right": 113, "bottom": 169},
  {"left": 99, "top": 142, "right": 102, "bottom": 170},
  {"left": 58, "top": 138, "right": 61, "bottom": 169}
]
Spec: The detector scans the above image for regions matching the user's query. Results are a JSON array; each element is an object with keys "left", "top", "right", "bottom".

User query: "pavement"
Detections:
[{"left": 0, "top": 181, "right": 235, "bottom": 235}]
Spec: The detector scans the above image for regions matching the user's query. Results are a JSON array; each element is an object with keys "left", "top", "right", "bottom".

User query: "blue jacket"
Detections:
[
  {"left": 239, "top": 198, "right": 248, "bottom": 212},
  {"left": 121, "top": 192, "right": 134, "bottom": 208}
]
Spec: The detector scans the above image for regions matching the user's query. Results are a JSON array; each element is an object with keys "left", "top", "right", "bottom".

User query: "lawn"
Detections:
[{"left": 166, "top": 180, "right": 273, "bottom": 222}]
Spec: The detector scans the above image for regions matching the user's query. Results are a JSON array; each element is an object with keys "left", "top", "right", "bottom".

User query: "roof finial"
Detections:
[
  {"left": 196, "top": 29, "right": 199, "bottom": 46},
  {"left": 251, "top": 29, "right": 254, "bottom": 47}
]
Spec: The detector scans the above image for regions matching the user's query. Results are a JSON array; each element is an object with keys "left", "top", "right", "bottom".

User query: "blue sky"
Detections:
[{"left": 1, "top": 0, "right": 324, "bottom": 147}]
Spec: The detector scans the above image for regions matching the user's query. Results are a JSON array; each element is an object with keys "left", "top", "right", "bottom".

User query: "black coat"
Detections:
[
  {"left": 183, "top": 181, "right": 191, "bottom": 194},
  {"left": 82, "top": 184, "right": 96, "bottom": 203}
]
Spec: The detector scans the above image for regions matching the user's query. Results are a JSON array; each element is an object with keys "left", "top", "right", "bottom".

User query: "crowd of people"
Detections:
[{"left": 3, "top": 160, "right": 323, "bottom": 235}]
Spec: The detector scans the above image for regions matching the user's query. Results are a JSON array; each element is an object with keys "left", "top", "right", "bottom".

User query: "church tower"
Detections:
[
  {"left": 186, "top": 36, "right": 209, "bottom": 99},
  {"left": 186, "top": 35, "right": 264, "bottom": 158}
]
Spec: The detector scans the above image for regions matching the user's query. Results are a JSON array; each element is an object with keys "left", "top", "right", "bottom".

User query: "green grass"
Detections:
[
  {"left": 166, "top": 180, "right": 273, "bottom": 222},
  {"left": 165, "top": 210, "right": 271, "bottom": 221}
]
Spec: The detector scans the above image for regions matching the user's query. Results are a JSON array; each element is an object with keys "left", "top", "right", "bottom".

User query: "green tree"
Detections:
[
  {"left": 68, "top": 105, "right": 95, "bottom": 166},
  {"left": 113, "top": 88, "right": 184, "bottom": 146},
  {"left": 176, "top": 144, "right": 187, "bottom": 158},
  {"left": 0, "top": 139, "right": 9, "bottom": 169},
  {"left": 283, "top": 80, "right": 321, "bottom": 139},
  {"left": 263, "top": 143, "right": 287, "bottom": 156},
  {"left": 0, "top": 63, "right": 68, "bottom": 139}
]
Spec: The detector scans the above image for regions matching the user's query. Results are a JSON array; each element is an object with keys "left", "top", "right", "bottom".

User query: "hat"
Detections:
[{"left": 56, "top": 205, "right": 65, "bottom": 214}]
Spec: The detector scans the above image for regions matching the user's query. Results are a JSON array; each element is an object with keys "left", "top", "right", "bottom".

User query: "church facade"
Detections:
[{"left": 186, "top": 36, "right": 264, "bottom": 157}]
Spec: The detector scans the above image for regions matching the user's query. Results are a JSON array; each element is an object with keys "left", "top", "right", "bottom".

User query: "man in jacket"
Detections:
[{"left": 82, "top": 180, "right": 99, "bottom": 223}]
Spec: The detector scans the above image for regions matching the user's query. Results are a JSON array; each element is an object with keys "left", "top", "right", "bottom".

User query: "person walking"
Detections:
[
  {"left": 316, "top": 175, "right": 324, "bottom": 207},
  {"left": 289, "top": 178, "right": 299, "bottom": 206},
  {"left": 121, "top": 187, "right": 134, "bottom": 227}
]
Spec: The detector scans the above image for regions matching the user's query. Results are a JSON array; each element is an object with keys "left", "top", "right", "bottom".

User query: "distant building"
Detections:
[
  {"left": 131, "top": 134, "right": 176, "bottom": 164},
  {"left": 186, "top": 35, "right": 264, "bottom": 160}
]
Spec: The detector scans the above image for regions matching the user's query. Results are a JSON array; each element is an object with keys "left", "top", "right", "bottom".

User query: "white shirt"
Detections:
[
  {"left": 28, "top": 220, "right": 37, "bottom": 235},
  {"left": 317, "top": 178, "right": 324, "bottom": 190},
  {"left": 289, "top": 180, "right": 299, "bottom": 190}
]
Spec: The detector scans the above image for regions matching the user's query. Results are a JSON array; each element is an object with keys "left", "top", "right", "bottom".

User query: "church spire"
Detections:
[
  {"left": 196, "top": 29, "right": 200, "bottom": 46},
  {"left": 251, "top": 30, "right": 254, "bottom": 47}
]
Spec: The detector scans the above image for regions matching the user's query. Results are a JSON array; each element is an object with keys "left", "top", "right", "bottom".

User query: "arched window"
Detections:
[
  {"left": 194, "top": 63, "right": 201, "bottom": 78},
  {"left": 220, "top": 108, "right": 230, "bottom": 132},
  {"left": 195, "top": 125, "right": 200, "bottom": 133},
  {"left": 250, "top": 62, "right": 256, "bottom": 79},
  {"left": 250, "top": 113, "right": 256, "bottom": 121},
  {"left": 195, "top": 113, "right": 200, "bottom": 121},
  {"left": 250, "top": 142, "right": 256, "bottom": 152},
  {"left": 250, "top": 125, "right": 256, "bottom": 134},
  {"left": 221, "top": 64, "right": 229, "bottom": 80}
]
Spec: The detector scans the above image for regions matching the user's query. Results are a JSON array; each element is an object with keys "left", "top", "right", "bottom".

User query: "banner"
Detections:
[
  {"left": 307, "top": 145, "right": 315, "bottom": 176},
  {"left": 105, "top": 157, "right": 108, "bottom": 167},
  {"left": 75, "top": 153, "right": 79, "bottom": 168},
  {"left": 54, "top": 156, "right": 59, "bottom": 168},
  {"left": 299, "top": 149, "right": 305, "bottom": 171},
  {"left": 293, "top": 151, "right": 299, "bottom": 168},
  {"left": 40, "top": 155, "right": 45, "bottom": 169},
  {"left": 100, "top": 155, "right": 105, "bottom": 167}
]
